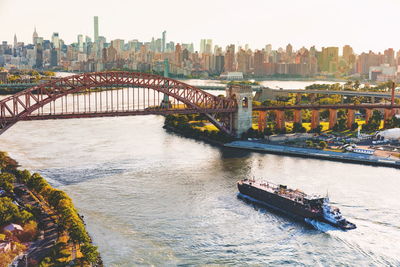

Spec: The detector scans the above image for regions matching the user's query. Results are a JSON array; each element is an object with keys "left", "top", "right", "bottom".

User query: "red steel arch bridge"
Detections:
[{"left": 0, "top": 71, "right": 237, "bottom": 135}]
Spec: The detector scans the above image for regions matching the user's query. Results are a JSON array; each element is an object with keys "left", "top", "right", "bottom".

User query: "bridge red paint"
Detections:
[
  {"left": 1, "top": 72, "right": 399, "bottom": 136},
  {"left": 253, "top": 103, "right": 400, "bottom": 111},
  {"left": 0, "top": 71, "right": 236, "bottom": 135}
]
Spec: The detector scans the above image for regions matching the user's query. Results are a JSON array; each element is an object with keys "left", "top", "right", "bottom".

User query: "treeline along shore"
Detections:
[{"left": 0, "top": 151, "right": 102, "bottom": 267}]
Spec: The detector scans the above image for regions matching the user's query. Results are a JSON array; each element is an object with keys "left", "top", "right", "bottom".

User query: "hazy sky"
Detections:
[{"left": 1, "top": 0, "right": 399, "bottom": 54}]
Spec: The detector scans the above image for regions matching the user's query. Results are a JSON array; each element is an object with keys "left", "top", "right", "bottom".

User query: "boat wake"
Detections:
[{"left": 304, "top": 218, "right": 341, "bottom": 232}]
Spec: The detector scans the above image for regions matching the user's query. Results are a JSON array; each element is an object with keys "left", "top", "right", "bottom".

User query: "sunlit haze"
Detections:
[{"left": 1, "top": 0, "right": 399, "bottom": 53}]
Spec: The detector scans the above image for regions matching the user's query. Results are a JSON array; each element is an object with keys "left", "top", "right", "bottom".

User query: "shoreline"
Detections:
[
  {"left": 225, "top": 141, "right": 400, "bottom": 169},
  {"left": 163, "top": 120, "right": 400, "bottom": 169},
  {"left": 163, "top": 125, "right": 226, "bottom": 147},
  {"left": 0, "top": 151, "right": 103, "bottom": 266}
]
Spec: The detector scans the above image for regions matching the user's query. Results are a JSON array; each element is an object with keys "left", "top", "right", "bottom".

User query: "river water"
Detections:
[
  {"left": 0, "top": 79, "right": 399, "bottom": 266},
  {"left": 1, "top": 115, "right": 399, "bottom": 266},
  {"left": 184, "top": 79, "right": 342, "bottom": 90}
]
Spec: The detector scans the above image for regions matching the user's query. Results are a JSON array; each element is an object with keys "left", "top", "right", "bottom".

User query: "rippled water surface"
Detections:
[{"left": 1, "top": 116, "right": 400, "bottom": 266}]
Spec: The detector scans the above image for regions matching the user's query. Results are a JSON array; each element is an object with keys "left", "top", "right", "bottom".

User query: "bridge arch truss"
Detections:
[{"left": 0, "top": 71, "right": 237, "bottom": 135}]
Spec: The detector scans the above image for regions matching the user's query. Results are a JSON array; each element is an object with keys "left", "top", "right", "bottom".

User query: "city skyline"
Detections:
[{"left": 1, "top": 0, "right": 400, "bottom": 53}]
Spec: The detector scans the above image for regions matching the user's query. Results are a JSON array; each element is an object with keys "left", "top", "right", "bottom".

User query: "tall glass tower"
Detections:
[
  {"left": 94, "top": 16, "right": 99, "bottom": 42},
  {"left": 162, "top": 31, "right": 166, "bottom": 53}
]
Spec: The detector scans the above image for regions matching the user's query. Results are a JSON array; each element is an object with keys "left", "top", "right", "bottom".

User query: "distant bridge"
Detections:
[
  {"left": 0, "top": 72, "right": 237, "bottom": 135},
  {"left": 1, "top": 73, "right": 399, "bottom": 137},
  {"left": 1, "top": 82, "right": 398, "bottom": 99}
]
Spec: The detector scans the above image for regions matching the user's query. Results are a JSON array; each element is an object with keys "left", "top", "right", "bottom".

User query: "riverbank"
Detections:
[
  {"left": 225, "top": 141, "right": 400, "bottom": 168},
  {"left": 163, "top": 114, "right": 235, "bottom": 146},
  {"left": 163, "top": 115, "right": 400, "bottom": 168},
  {"left": 0, "top": 151, "right": 102, "bottom": 266},
  {"left": 163, "top": 125, "right": 226, "bottom": 147}
]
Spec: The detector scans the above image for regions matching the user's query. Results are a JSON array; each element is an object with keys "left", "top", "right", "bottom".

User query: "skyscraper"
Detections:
[
  {"left": 320, "top": 47, "right": 339, "bottom": 72},
  {"left": 162, "top": 31, "right": 166, "bottom": 53},
  {"left": 51, "top": 32, "right": 60, "bottom": 49},
  {"left": 13, "top": 34, "right": 17, "bottom": 57},
  {"left": 78, "top": 34, "right": 84, "bottom": 52},
  {"left": 200, "top": 39, "right": 212, "bottom": 54},
  {"left": 286, "top": 43, "right": 293, "bottom": 56},
  {"left": 94, "top": 16, "right": 99, "bottom": 43},
  {"left": 342, "top": 45, "right": 353, "bottom": 62},
  {"left": 13, "top": 34, "right": 17, "bottom": 48},
  {"left": 254, "top": 50, "right": 265, "bottom": 76},
  {"left": 35, "top": 43, "right": 43, "bottom": 68},
  {"left": 32, "top": 26, "right": 38, "bottom": 44}
]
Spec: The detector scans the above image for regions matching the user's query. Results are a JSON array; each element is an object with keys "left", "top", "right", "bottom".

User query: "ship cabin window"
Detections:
[{"left": 242, "top": 97, "right": 248, "bottom": 108}]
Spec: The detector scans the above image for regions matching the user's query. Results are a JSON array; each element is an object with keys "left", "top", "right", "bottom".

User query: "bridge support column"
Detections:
[
  {"left": 347, "top": 109, "right": 355, "bottom": 129},
  {"left": 365, "top": 108, "right": 372, "bottom": 123},
  {"left": 311, "top": 110, "right": 320, "bottom": 129},
  {"left": 310, "top": 94, "right": 316, "bottom": 104},
  {"left": 371, "top": 97, "right": 375, "bottom": 104},
  {"left": 293, "top": 110, "right": 302, "bottom": 124},
  {"left": 275, "top": 110, "right": 285, "bottom": 130},
  {"left": 226, "top": 85, "right": 253, "bottom": 137},
  {"left": 160, "top": 59, "right": 171, "bottom": 108},
  {"left": 384, "top": 108, "right": 393, "bottom": 127},
  {"left": 296, "top": 93, "right": 302, "bottom": 104},
  {"left": 328, "top": 109, "right": 337, "bottom": 129},
  {"left": 258, "top": 111, "right": 267, "bottom": 133}
]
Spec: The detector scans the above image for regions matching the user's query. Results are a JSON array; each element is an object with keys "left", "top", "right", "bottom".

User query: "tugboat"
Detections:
[
  {"left": 321, "top": 199, "right": 356, "bottom": 230},
  {"left": 237, "top": 179, "right": 356, "bottom": 230}
]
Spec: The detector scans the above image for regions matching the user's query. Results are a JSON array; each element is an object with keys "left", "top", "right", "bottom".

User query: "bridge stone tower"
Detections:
[{"left": 226, "top": 85, "right": 253, "bottom": 137}]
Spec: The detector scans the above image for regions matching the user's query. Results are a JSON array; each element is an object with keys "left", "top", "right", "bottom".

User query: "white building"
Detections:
[
  {"left": 369, "top": 64, "right": 397, "bottom": 81},
  {"left": 220, "top": 72, "right": 244, "bottom": 80}
]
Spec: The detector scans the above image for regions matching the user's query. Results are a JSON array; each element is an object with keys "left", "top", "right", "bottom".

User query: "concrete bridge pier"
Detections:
[
  {"left": 226, "top": 85, "right": 253, "bottom": 137},
  {"left": 328, "top": 109, "right": 337, "bottom": 129},
  {"left": 258, "top": 111, "right": 267, "bottom": 132},
  {"left": 365, "top": 108, "right": 372, "bottom": 123},
  {"left": 384, "top": 109, "right": 394, "bottom": 127},
  {"left": 293, "top": 110, "right": 302, "bottom": 124},
  {"left": 347, "top": 109, "right": 355, "bottom": 128},
  {"left": 311, "top": 109, "right": 320, "bottom": 129},
  {"left": 275, "top": 110, "right": 285, "bottom": 130}
]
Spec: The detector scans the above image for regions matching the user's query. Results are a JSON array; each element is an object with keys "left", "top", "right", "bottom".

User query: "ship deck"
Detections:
[{"left": 238, "top": 179, "right": 322, "bottom": 212}]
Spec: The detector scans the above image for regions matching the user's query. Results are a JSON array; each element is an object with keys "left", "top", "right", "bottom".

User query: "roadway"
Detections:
[{"left": 0, "top": 82, "right": 398, "bottom": 98}]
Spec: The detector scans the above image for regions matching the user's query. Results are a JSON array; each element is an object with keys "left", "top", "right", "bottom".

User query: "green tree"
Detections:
[
  {"left": 27, "top": 173, "right": 48, "bottom": 193},
  {"left": 81, "top": 243, "right": 99, "bottom": 264},
  {"left": 0, "top": 197, "right": 32, "bottom": 225},
  {"left": 319, "top": 141, "right": 328, "bottom": 149},
  {"left": 0, "top": 151, "right": 18, "bottom": 172},
  {"left": 309, "top": 125, "right": 322, "bottom": 134},
  {"left": 0, "top": 172, "right": 16, "bottom": 192},
  {"left": 0, "top": 197, "right": 19, "bottom": 224},
  {"left": 353, "top": 80, "right": 360, "bottom": 90},
  {"left": 17, "top": 169, "right": 31, "bottom": 184},
  {"left": 350, "top": 122, "right": 359, "bottom": 131},
  {"left": 69, "top": 222, "right": 89, "bottom": 245},
  {"left": 305, "top": 140, "right": 314, "bottom": 147}
]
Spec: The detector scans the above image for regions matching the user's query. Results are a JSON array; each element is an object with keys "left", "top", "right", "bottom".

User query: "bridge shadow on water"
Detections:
[{"left": 219, "top": 146, "right": 252, "bottom": 159}]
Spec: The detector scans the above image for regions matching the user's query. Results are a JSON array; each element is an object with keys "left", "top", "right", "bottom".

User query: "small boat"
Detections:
[{"left": 322, "top": 200, "right": 356, "bottom": 230}]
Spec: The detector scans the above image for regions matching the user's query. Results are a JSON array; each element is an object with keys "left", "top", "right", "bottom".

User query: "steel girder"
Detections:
[{"left": 0, "top": 71, "right": 237, "bottom": 135}]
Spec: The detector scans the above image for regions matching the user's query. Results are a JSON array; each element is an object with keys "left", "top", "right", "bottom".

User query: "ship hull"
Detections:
[
  {"left": 321, "top": 218, "right": 357, "bottom": 230},
  {"left": 238, "top": 183, "right": 321, "bottom": 219}
]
